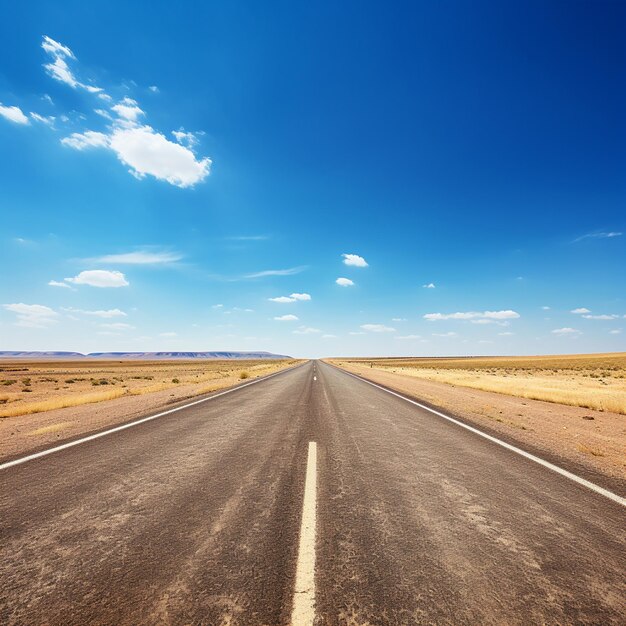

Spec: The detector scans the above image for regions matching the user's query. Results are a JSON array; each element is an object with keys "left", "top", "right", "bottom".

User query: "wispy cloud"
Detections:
[
  {"left": 3, "top": 303, "right": 58, "bottom": 328},
  {"left": 62, "top": 307, "right": 127, "bottom": 318},
  {"left": 395, "top": 334, "right": 421, "bottom": 340},
  {"left": 87, "top": 249, "right": 182, "bottom": 265},
  {"left": 360, "top": 324, "right": 395, "bottom": 333},
  {"left": 422, "top": 283, "right": 436, "bottom": 289},
  {"left": 226, "top": 235, "right": 270, "bottom": 241},
  {"left": 582, "top": 314, "right": 619, "bottom": 320},
  {"left": 433, "top": 331, "right": 457, "bottom": 337},
  {"left": 48, "top": 279, "right": 73, "bottom": 289},
  {"left": 570, "top": 307, "right": 591, "bottom": 314},
  {"left": 293, "top": 326, "right": 321, "bottom": 334},
  {"left": 573, "top": 231, "right": 622, "bottom": 243},
  {"left": 274, "top": 314, "right": 299, "bottom": 321},
  {"left": 245, "top": 266, "right": 307, "bottom": 279},
  {"left": 424, "top": 310, "right": 520, "bottom": 321},
  {"left": 552, "top": 327, "right": 581, "bottom": 335}
]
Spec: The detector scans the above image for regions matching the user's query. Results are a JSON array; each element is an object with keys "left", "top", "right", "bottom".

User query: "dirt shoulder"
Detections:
[
  {"left": 328, "top": 361, "right": 626, "bottom": 486},
  {"left": 0, "top": 362, "right": 301, "bottom": 463}
]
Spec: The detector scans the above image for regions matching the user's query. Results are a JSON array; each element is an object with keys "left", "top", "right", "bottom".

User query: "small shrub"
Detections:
[
  {"left": 172, "top": 378, "right": 180, "bottom": 383},
  {"left": 239, "top": 371, "right": 250, "bottom": 380}
]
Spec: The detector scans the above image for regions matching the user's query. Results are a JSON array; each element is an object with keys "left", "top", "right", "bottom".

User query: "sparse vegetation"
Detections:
[
  {"left": 331, "top": 353, "right": 626, "bottom": 414},
  {"left": 0, "top": 359, "right": 299, "bottom": 418}
]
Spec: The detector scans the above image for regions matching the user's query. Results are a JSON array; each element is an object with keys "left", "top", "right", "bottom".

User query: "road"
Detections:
[{"left": 1, "top": 360, "right": 624, "bottom": 625}]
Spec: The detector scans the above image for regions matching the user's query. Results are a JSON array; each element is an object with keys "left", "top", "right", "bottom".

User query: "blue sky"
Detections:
[{"left": 1, "top": 1, "right": 624, "bottom": 358}]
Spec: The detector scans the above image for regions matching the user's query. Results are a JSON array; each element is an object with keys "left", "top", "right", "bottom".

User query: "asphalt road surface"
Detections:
[{"left": 1, "top": 360, "right": 624, "bottom": 625}]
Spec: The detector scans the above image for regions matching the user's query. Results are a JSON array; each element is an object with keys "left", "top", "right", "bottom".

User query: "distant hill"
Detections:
[{"left": 0, "top": 351, "right": 291, "bottom": 360}]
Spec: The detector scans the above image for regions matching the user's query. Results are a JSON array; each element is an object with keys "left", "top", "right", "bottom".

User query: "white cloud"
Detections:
[
  {"left": 0, "top": 103, "right": 29, "bottom": 125},
  {"left": 274, "top": 314, "right": 299, "bottom": 321},
  {"left": 573, "top": 231, "right": 622, "bottom": 242},
  {"left": 269, "top": 293, "right": 311, "bottom": 303},
  {"left": 108, "top": 124, "right": 211, "bottom": 187},
  {"left": 63, "top": 307, "right": 127, "bottom": 318},
  {"left": 342, "top": 253, "right": 368, "bottom": 267},
  {"left": 293, "top": 326, "right": 321, "bottom": 334},
  {"left": 498, "top": 332, "right": 514, "bottom": 336},
  {"left": 433, "top": 331, "right": 457, "bottom": 337},
  {"left": 90, "top": 249, "right": 182, "bottom": 264},
  {"left": 322, "top": 334, "right": 337, "bottom": 339},
  {"left": 30, "top": 112, "right": 55, "bottom": 126},
  {"left": 48, "top": 279, "right": 72, "bottom": 289},
  {"left": 392, "top": 318, "right": 407, "bottom": 322},
  {"left": 64, "top": 270, "right": 129, "bottom": 288},
  {"left": 552, "top": 327, "right": 581, "bottom": 335},
  {"left": 3, "top": 303, "right": 58, "bottom": 328},
  {"left": 582, "top": 314, "right": 619, "bottom": 320},
  {"left": 395, "top": 334, "right": 421, "bottom": 340},
  {"left": 94, "top": 108, "right": 112, "bottom": 120},
  {"left": 245, "top": 266, "right": 307, "bottom": 278},
  {"left": 172, "top": 128, "right": 199, "bottom": 147},
  {"left": 609, "top": 329, "right": 622, "bottom": 335},
  {"left": 422, "top": 283, "right": 436, "bottom": 289},
  {"left": 41, "top": 35, "right": 74, "bottom": 59},
  {"left": 336, "top": 277, "right": 354, "bottom": 287},
  {"left": 61, "top": 130, "right": 109, "bottom": 150},
  {"left": 360, "top": 324, "right": 395, "bottom": 333},
  {"left": 111, "top": 97, "right": 144, "bottom": 122},
  {"left": 159, "top": 332, "right": 177, "bottom": 337},
  {"left": 100, "top": 322, "right": 133, "bottom": 330},
  {"left": 349, "top": 331, "right": 366, "bottom": 335},
  {"left": 542, "top": 306, "right": 551, "bottom": 310},
  {"left": 570, "top": 307, "right": 591, "bottom": 314},
  {"left": 424, "top": 310, "right": 520, "bottom": 321},
  {"left": 212, "top": 304, "right": 224, "bottom": 309},
  {"left": 149, "top": 85, "right": 159, "bottom": 93}
]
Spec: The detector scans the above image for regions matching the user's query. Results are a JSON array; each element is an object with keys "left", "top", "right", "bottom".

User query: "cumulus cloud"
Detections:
[
  {"left": 0, "top": 103, "right": 29, "bottom": 125},
  {"left": 48, "top": 279, "right": 72, "bottom": 289},
  {"left": 269, "top": 293, "right": 311, "bottom": 303},
  {"left": 335, "top": 277, "right": 354, "bottom": 287},
  {"left": 3, "top": 303, "right": 58, "bottom": 328},
  {"left": 111, "top": 97, "right": 144, "bottom": 122},
  {"left": 89, "top": 249, "right": 182, "bottom": 264},
  {"left": 342, "top": 253, "right": 368, "bottom": 267},
  {"left": 552, "top": 327, "right": 581, "bottom": 335},
  {"left": 570, "top": 307, "right": 591, "bottom": 314},
  {"left": 108, "top": 124, "right": 211, "bottom": 187},
  {"left": 424, "top": 310, "right": 520, "bottom": 321},
  {"left": 293, "top": 326, "right": 321, "bottom": 334},
  {"left": 64, "top": 270, "right": 129, "bottom": 288},
  {"left": 39, "top": 36, "right": 213, "bottom": 188},
  {"left": 360, "top": 324, "right": 395, "bottom": 333},
  {"left": 422, "top": 283, "right": 436, "bottom": 289},
  {"left": 61, "top": 130, "right": 109, "bottom": 150},
  {"left": 274, "top": 314, "right": 299, "bottom": 321}
]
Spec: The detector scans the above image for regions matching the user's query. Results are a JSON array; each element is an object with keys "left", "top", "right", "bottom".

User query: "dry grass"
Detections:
[
  {"left": 330, "top": 353, "right": 626, "bottom": 414},
  {"left": 0, "top": 359, "right": 299, "bottom": 418}
]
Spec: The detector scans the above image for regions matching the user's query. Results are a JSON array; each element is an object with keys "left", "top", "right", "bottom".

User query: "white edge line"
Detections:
[
  {"left": 0, "top": 363, "right": 305, "bottom": 472},
  {"left": 330, "top": 364, "right": 625, "bottom": 507},
  {"left": 291, "top": 441, "right": 317, "bottom": 626}
]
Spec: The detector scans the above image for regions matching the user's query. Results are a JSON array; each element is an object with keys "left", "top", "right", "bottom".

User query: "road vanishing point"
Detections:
[{"left": 1, "top": 360, "right": 624, "bottom": 624}]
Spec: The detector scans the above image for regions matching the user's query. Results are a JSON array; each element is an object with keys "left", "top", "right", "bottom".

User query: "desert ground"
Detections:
[
  {"left": 0, "top": 358, "right": 299, "bottom": 460},
  {"left": 330, "top": 353, "right": 626, "bottom": 481}
]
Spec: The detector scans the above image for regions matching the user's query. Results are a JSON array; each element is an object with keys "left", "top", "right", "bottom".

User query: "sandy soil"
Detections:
[
  {"left": 330, "top": 361, "right": 626, "bottom": 482},
  {"left": 0, "top": 360, "right": 299, "bottom": 461}
]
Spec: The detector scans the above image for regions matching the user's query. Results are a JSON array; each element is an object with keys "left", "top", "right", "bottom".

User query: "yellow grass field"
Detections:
[
  {"left": 0, "top": 359, "right": 299, "bottom": 418},
  {"left": 330, "top": 353, "right": 626, "bottom": 414}
]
